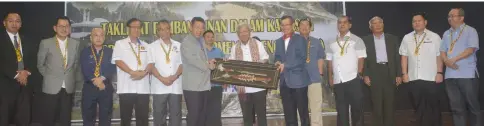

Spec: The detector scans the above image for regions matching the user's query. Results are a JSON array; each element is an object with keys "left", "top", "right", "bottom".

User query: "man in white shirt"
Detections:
[
  {"left": 326, "top": 16, "right": 366, "bottom": 126},
  {"left": 149, "top": 20, "right": 183, "bottom": 126},
  {"left": 111, "top": 18, "right": 154, "bottom": 126},
  {"left": 229, "top": 23, "right": 269, "bottom": 126},
  {"left": 399, "top": 12, "right": 443, "bottom": 126}
]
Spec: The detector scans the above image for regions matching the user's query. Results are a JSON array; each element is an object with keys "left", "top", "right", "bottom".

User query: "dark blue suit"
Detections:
[
  {"left": 80, "top": 46, "right": 116, "bottom": 126},
  {"left": 274, "top": 33, "right": 310, "bottom": 126}
]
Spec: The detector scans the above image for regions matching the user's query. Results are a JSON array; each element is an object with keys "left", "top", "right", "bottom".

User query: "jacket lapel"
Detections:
[
  {"left": 367, "top": 36, "right": 376, "bottom": 63},
  {"left": 384, "top": 35, "right": 394, "bottom": 63},
  {"left": 66, "top": 38, "right": 76, "bottom": 70}
]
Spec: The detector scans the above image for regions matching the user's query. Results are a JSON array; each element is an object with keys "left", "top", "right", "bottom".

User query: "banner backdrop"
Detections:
[{"left": 66, "top": 2, "right": 344, "bottom": 120}]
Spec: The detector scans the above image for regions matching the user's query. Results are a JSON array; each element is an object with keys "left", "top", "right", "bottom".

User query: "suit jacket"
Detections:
[
  {"left": 274, "top": 33, "right": 311, "bottom": 88},
  {"left": 37, "top": 37, "right": 82, "bottom": 94},
  {"left": 363, "top": 33, "right": 401, "bottom": 84},
  {"left": 181, "top": 34, "right": 211, "bottom": 91},
  {"left": 0, "top": 31, "right": 39, "bottom": 95}
]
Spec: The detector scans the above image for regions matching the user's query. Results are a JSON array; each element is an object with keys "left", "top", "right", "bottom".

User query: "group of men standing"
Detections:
[{"left": 0, "top": 7, "right": 481, "bottom": 126}]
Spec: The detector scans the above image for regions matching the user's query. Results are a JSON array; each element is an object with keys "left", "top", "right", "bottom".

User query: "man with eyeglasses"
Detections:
[{"left": 441, "top": 8, "right": 481, "bottom": 126}]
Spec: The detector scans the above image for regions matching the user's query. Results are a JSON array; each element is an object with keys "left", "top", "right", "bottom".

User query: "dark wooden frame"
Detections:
[{"left": 210, "top": 59, "right": 280, "bottom": 89}]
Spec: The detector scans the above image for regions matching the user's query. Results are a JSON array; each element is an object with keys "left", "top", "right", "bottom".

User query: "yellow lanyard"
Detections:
[
  {"left": 336, "top": 36, "right": 349, "bottom": 56},
  {"left": 449, "top": 25, "right": 467, "bottom": 54},
  {"left": 160, "top": 40, "right": 172, "bottom": 64},
  {"left": 413, "top": 32, "right": 427, "bottom": 55},
  {"left": 55, "top": 37, "right": 68, "bottom": 69},
  {"left": 306, "top": 39, "right": 311, "bottom": 63},
  {"left": 90, "top": 46, "right": 104, "bottom": 77},
  {"left": 128, "top": 41, "right": 142, "bottom": 69}
]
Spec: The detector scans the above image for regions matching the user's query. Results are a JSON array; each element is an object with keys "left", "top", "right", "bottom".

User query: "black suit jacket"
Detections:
[
  {"left": 0, "top": 31, "right": 40, "bottom": 95},
  {"left": 362, "top": 33, "right": 401, "bottom": 84}
]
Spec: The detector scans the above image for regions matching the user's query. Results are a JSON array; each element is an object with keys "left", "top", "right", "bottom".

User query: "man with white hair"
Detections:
[
  {"left": 362, "top": 16, "right": 401, "bottom": 126},
  {"left": 229, "top": 23, "right": 269, "bottom": 126}
]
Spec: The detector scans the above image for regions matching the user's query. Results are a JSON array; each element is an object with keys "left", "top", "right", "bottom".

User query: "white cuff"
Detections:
[
  {"left": 101, "top": 76, "right": 106, "bottom": 80},
  {"left": 14, "top": 73, "right": 19, "bottom": 79}
]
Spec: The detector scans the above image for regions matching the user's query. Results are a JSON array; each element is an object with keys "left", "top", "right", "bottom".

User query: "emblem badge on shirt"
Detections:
[
  {"left": 424, "top": 38, "right": 432, "bottom": 43},
  {"left": 140, "top": 46, "right": 147, "bottom": 52}
]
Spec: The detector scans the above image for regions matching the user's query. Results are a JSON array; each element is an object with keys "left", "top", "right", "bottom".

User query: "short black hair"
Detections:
[
  {"left": 280, "top": 15, "right": 294, "bottom": 24},
  {"left": 3, "top": 11, "right": 20, "bottom": 21},
  {"left": 191, "top": 17, "right": 205, "bottom": 25},
  {"left": 203, "top": 30, "right": 214, "bottom": 37},
  {"left": 412, "top": 12, "right": 427, "bottom": 20},
  {"left": 252, "top": 36, "right": 261, "bottom": 41},
  {"left": 338, "top": 15, "right": 352, "bottom": 24},
  {"left": 298, "top": 17, "right": 312, "bottom": 27},
  {"left": 126, "top": 18, "right": 141, "bottom": 27},
  {"left": 157, "top": 19, "right": 170, "bottom": 29},
  {"left": 54, "top": 16, "right": 71, "bottom": 26}
]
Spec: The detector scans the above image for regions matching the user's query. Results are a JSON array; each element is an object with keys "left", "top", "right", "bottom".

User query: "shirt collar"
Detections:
[
  {"left": 451, "top": 23, "right": 466, "bottom": 32},
  {"left": 6, "top": 30, "right": 19, "bottom": 41},
  {"left": 57, "top": 36, "right": 68, "bottom": 43},
  {"left": 283, "top": 32, "right": 293, "bottom": 40},
  {"left": 206, "top": 45, "right": 217, "bottom": 52},
  {"left": 373, "top": 33, "right": 385, "bottom": 39},
  {"left": 413, "top": 29, "right": 428, "bottom": 36},
  {"left": 337, "top": 31, "right": 351, "bottom": 40},
  {"left": 159, "top": 38, "right": 173, "bottom": 46}
]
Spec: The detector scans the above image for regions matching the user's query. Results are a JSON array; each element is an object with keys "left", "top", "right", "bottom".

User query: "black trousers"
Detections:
[
  {"left": 183, "top": 90, "right": 209, "bottom": 126},
  {"left": 239, "top": 90, "right": 267, "bottom": 126},
  {"left": 81, "top": 84, "right": 113, "bottom": 126},
  {"left": 206, "top": 86, "right": 223, "bottom": 126},
  {"left": 280, "top": 83, "right": 309, "bottom": 126},
  {"left": 445, "top": 78, "right": 481, "bottom": 126},
  {"left": 407, "top": 80, "right": 441, "bottom": 126},
  {"left": 369, "top": 63, "right": 395, "bottom": 126},
  {"left": 334, "top": 78, "right": 364, "bottom": 126},
  {"left": 38, "top": 88, "right": 73, "bottom": 126},
  {"left": 119, "top": 94, "right": 150, "bottom": 126},
  {"left": 0, "top": 86, "right": 31, "bottom": 126}
]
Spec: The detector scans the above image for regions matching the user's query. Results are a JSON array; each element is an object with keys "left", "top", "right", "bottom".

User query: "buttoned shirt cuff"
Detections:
[{"left": 101, "top": 76, "right": 106, "bottom": 80}]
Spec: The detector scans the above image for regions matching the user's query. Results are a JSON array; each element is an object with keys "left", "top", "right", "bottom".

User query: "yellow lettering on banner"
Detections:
[
  {"left": 173, "top": 21, "right": 182, "bottom": 35},
  {"left": 142, "top": 22, "right": 150, "bottom": 35},
  {"left": 230, "top": 19, "right": 238, "bottom": 33},
  {"left": 264, "top": 40, "right": 276, "bottom": 53},
  {"left": 152, "top": 22, "right": 159, "bottom": 35},
  {"left": 293, "top": 19, "right": 300, "bottom": 31},
  {"left": 106, "top": 44, "right": 115, "bottom": 49},
  {"left": 250, "top": 19, "right": 264, "bottom": 32},
  {"left": 113, "top": 23, "right": 121, "bottom": 35},
  {"left": 267, "top": 18, "right": 280, "bottom": 32},
  {"left": 214, "top": 41, "right": 234, "bottom": 54},
  {"left": 207, "top": 19, "right": 228, "bottom": 33},
  {"left": 101, "top": 23, "right": 110, "bottom": 35}
]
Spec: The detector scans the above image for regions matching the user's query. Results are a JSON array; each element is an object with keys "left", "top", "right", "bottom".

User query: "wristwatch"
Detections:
[{"left": 437, "top": 72, "right": 444, "bottom": 75}]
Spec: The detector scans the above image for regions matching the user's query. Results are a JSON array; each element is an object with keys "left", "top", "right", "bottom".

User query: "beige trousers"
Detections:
[{"left": 308, "top": 83, "right": 323, "bottom": 126}]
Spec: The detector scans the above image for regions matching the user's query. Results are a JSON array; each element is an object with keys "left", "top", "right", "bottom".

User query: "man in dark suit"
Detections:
[
  {"left": 362, "top": 16, "right": 402, "bottom": 126},
  {"left": 0, "top": 12, "right": 39, "bottom": 126},
  {"left": 274, "top": 15, "right": 310, "bottom": 126}
]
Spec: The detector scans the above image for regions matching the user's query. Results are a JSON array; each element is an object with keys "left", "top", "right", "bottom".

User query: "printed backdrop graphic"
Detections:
[{"left": 66, "top": 2, "right": 344, "bottom": 120}]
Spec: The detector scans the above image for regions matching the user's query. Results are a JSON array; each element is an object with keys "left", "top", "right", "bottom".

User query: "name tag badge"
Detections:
[{"left": 140, "top": 46, "right": 148, "bottom": 52}]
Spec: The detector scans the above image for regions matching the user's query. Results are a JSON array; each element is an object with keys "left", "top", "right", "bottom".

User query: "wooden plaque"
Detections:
[{"left": 210, "top": 59, "right": 280, "bottom": 89}]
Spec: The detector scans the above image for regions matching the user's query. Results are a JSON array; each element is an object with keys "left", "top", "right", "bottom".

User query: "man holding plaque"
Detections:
[
  {"left": 399, "top": 12, "right": 443, "bottom": 126},
  {"left": 440, "top": 8, "right": 481, "bottom": 126},
  {"left": 80, "top": 28, "right": 116, "bottom": 126},
  {"left": 229, "top": 23, "right": 269, "bottom": 126},
  {"left": 298, "top": 18, "right": 325, "bottom": 126},
  {"left": 149, "top": 19, "right": 183, "bottom": 126},
  {"left": 181, "top": 17, "right": 216, "bottom": 126},
  {"left": 326, "top": 16, "right": 366, "bottom": 126},
  {"left": 112, "top": 18, "right": 153, "bottom": 126},
  {"left": 274, "top": 15, "right": 310, "bottom": 126}
]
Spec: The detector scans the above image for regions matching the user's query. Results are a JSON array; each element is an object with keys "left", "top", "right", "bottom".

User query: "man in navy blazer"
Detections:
[{"left": 274, "top": 15, "right": 311, "bottom": 126}]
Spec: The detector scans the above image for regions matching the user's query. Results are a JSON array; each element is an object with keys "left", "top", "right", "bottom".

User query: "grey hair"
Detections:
[
  {"left": 236, "top": 23, "right": 251, "bottom": 34},
  {"left": 368, "top": 16, "right": 384, "bottom": 29},
  {"left": 453, "top": 8, "right": 465, "bottom": 16}
]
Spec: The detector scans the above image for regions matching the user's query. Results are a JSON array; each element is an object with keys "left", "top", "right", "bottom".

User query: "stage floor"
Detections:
[{"left": 68, "top": 110, "right": 472, "bottom": 126}]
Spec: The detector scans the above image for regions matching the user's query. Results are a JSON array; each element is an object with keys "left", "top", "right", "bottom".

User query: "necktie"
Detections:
[{"left": 14, "top": 36, "right": 24, "bottom": 70}]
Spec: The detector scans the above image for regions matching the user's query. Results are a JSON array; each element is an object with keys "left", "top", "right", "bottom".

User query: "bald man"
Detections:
[{"left": 80, "top": 28, "right": 116, "bottom": 126}]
